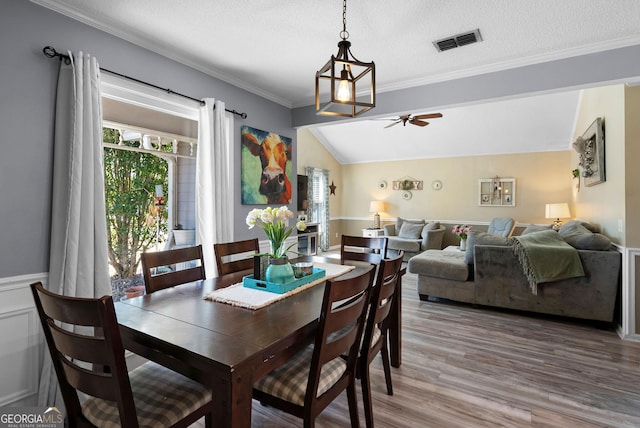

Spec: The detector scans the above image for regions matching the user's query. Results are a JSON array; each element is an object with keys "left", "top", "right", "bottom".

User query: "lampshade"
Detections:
[
  {"left": 369, "top": 201, "right": 385, "bottom": 213},
  {"left": 315, "top": 0, "right": 375, "bottom": 117},
  {"left": 545, "top": 203, "right": 571, "bottom": 219}
]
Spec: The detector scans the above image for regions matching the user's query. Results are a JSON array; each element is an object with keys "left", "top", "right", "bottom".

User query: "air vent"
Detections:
[{"left": 433, "top": 29, "right": 482, "bottom": 52}]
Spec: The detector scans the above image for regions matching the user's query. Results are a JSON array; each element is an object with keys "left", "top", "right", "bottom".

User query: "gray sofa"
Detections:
[
  {"left": 384, "top": 218, "right": 445, "bottom": 261},
  {"left": 407, "top": 222, "right": 621, "bottom": 322}
]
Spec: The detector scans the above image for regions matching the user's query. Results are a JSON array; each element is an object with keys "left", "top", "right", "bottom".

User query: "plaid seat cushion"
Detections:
[
  {"left": 253, "top": 345, "right": 346, "bottom": 406},
  {"left": 369, "top": 325, "right": 382, "bottom": 350},
  {"left": 82, "top": 361, "right": 211, "bottom": 428},
  {"left": 339, "top": 325, "right": 382, "bottom": 358}
]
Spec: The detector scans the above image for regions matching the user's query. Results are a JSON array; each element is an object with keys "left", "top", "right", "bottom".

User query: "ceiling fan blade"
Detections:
[
  {"left": 384, "top": 121, "right": 401, "bottom": 128},
  {"left": 413, "top": 113, "right": 443, "bottom": 120},
  {"left": 410, "top": 119, "right": 429, "bottom": 127}
]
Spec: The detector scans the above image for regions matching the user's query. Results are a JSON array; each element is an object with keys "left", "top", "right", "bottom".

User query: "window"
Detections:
[
  {"left": 101, "top": 74, "right": 200, "bottom": 299},
  {"left": 306, "top": 167, "right": 330, "bottom": 251}
]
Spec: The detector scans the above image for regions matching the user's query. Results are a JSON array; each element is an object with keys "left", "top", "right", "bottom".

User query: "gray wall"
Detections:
[
  {"left": 0, "top": 1, "right": 295, "bottom": 277},
  {"left": 293, "top": 45, "right": 640, "bottom": 127}
]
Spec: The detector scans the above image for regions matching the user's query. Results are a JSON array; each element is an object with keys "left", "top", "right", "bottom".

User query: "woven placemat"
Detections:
[{"left": 204, "top": 263, "right": 356, "bottom": 310}]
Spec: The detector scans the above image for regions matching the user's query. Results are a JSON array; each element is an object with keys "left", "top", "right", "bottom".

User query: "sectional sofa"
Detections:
[{"left": 407, "top": 221, "right": 621, "bottom": 322}]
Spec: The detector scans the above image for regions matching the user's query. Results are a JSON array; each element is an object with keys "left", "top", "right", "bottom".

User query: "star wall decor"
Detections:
[{"left": 329, "top": 181, "right": 336, "bottom": 195}]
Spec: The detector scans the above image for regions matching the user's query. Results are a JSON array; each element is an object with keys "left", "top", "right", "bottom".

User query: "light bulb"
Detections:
[{"left": 336, "top": 69, "right": 351, "bottom": 102}]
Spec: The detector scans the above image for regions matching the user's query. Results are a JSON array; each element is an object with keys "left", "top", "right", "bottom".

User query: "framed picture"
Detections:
[
  {"left": 241, "top": 125, "right": 293, "bottom": 204},
  {"left": 573, "top": 117, "right": 605, "bottom": 187},
  {"left": 478, "top": 178, "right": 516, "bottom": 206}
]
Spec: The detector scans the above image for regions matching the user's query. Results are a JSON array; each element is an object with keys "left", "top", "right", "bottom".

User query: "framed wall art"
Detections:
[
  {"left": 478, "top": 177, "right": 516, "bottom": 206},
  {"left": 573, "top": 117, "right": 605, "bottom": 187},
  {"left": 241, "top": 125, "right": 293, "bottom": 204}
]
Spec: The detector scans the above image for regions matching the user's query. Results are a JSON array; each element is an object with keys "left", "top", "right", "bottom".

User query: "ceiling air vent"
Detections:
[{"left": 433, "top": 29, "right": 482, "bottom": 52}]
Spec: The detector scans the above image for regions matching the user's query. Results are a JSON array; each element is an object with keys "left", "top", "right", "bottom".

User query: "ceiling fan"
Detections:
[{"left": 384, "top": 112, "right": 443, "bottom": 128}]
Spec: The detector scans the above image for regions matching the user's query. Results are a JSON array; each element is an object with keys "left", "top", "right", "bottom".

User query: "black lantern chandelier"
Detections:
[{"left": 315, "top": 0, "right": 375, "bottom": 117}]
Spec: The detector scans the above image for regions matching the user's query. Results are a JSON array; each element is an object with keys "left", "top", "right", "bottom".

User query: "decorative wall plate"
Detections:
[
  {"left": 378, "top": 180, "right": 388, "bottom": 190},
  {"left": 432, "top": 180, "right": 443, "bottom": 191},
  {"left": 401, "top": 190, "right": 412, "bottom": 200}
]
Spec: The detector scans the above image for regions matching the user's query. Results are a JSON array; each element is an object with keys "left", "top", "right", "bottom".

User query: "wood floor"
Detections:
[{"left": 195, "top": 271, "right": 640, "bottom": 427}]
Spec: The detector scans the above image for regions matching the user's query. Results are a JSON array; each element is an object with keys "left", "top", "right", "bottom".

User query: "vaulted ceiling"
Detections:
[{"left": 33, "top": 0, "right": 640, "bottom": 163}]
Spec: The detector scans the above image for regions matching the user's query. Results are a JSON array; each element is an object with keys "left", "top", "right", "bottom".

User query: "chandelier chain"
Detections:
[{"left": 340, "top": 0, "right": 349, "bottom": 40}]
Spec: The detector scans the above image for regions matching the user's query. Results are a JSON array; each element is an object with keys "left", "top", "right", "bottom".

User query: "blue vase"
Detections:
[{"left": 265, "top": 257, "right": 295, "bottom": 284}]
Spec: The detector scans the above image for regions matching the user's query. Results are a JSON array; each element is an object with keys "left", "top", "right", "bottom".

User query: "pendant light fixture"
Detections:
[{"left": 315, "top": 0, "right": 375, "bottom": 117}]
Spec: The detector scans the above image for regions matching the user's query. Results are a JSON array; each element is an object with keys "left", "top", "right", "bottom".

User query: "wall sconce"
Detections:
[
  {"left": 369, "top": 200, "right": 386, "bottom": 229},
  {"left": 545, "top": 203, "right": 571, "bottom": 230}
]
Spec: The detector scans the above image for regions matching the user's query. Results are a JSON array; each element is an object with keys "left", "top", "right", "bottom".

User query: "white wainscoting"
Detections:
[
  {"left": 0, "top": 273, "right": 148, "bottom": 407},
  {"left": 0, "top": 273, "right": 47, "bottom": 406},
  {"left": 619, "top": 246, "right": 640, "bottom": 340}
]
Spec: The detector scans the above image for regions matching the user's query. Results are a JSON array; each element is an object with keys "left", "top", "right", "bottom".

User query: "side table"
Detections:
[{"left": 362, "top": 228, "right": 385, "bottom": 237}]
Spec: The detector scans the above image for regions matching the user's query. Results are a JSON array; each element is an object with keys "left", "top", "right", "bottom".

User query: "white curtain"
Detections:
[
  {"left": 196, "top": 99, "right": 234, "bottom": 277},
  {"left": 38, "top": 52, "right": 111, "bottom": 409}
]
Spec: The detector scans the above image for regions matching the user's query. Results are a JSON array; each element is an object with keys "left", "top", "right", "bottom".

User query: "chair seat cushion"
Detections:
[
  {"left": 368, "top": 325, "right": 382, "bottom": 350},
  {"left": 408, "top": 250, "right": 470, "bottom": 281},
  {"left": 387, "top": 237, "right": 421, "bottom": 253},
  {"left": 82, "top": 362, "right": 212, "bottom": 428},
  {"left": 253, "top": 345, "right": 346, "bottom": 406}
]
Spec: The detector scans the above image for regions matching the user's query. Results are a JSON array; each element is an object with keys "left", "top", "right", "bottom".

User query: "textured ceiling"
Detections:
[{"left": 33, "top": 0, "right": 640, "bottom": 163}]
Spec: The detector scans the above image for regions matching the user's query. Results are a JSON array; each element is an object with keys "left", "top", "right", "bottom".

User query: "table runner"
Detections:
[{"left": 204, "top": 262, "right": 356, "bottom": 310}]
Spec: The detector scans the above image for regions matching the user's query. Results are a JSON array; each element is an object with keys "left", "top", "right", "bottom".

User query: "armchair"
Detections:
[{"left": 384, "top": 217, "right": 445, "bottom": 261}]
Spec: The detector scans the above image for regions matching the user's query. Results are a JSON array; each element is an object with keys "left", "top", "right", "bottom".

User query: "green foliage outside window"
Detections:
[{"left": 103, "top": 128, "right": 168, "bottom": 278}]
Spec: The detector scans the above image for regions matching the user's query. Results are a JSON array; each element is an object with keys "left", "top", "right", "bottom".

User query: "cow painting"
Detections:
[{"left": 241, "top": 125, "right": 292, "bottom": 205}]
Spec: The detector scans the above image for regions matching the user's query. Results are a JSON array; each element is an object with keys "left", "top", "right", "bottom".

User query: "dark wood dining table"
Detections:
[{"left": 115, "top": 256, "right": 403, "bottom": 428}]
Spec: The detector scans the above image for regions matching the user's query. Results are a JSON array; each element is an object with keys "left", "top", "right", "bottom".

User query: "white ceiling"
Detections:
[{"left": 34, "top": 0, "right": 640, "bottom": 163}]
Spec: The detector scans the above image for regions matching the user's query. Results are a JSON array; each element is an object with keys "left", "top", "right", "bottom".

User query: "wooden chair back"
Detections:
[
  {"left": 214, "top": 238, "right": 259, "bottom": 275},
  {"left": 341, "top": 235, "right": 388, "bottom": 266},
  {"left": 359, "top": 252, "right": 404, "bottom": 427},
  {"left": 141, "top": 245, "right": 205, "bottom": 294},
  {"left": 252, "top": 265, "right": 375, "bottom": 427},
  {"left": 307, "top": 265, "right": 375, "bottom": 424},
  {"left": 30, "top": 282, "right": 139, "bottom": 427}
]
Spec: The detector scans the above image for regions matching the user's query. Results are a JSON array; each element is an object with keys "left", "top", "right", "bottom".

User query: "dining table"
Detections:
[{"left": 115, "top": 255, "right": 404, "bottom": 428}]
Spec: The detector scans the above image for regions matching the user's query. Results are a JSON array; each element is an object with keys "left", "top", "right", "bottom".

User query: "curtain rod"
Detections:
[{"left": 42, "top": 46, "right": 248, "bottom": 119}]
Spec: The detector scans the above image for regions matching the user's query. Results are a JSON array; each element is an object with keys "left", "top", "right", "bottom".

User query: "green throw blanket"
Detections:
[{"left": 508, "top": 230, "right": 585, "bottom": 295}]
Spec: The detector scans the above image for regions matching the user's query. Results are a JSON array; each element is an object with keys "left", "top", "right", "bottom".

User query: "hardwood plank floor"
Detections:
[{"left": 195, "top": 271, "right": 640, "bottom": 427}]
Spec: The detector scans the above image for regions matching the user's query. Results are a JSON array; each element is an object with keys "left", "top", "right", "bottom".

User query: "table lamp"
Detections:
[
  {"left": 369, "top": 201, "right": 386, "bottom": 229},
  {"left": 545, "top": 202, "right": 571, "bottom": 230}
]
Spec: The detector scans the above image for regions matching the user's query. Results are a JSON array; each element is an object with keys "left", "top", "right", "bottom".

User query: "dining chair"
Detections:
[
  {"left": 214, "top": 238, "right": 259, "bottom": 275},
  {"left": 358, "top": 252, "right": 404, "bottom": 428},
  {"left": 30, "top": 281, "right": 213, "bottom": 428},
  {"left": 140, "top": 244, "right": 205, "bottom": 294},
  {"left": 253, "top": 264, "right": 376, "bottom": 428},
  {"left": 341, "top": 235, "right": 388, "bottom": 266}
]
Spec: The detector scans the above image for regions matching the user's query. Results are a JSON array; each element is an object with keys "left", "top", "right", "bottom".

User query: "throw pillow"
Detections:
[
  {"left": 464, "top": 231, "right": 509, "bottom": 264},
  {"left": 398, "top": 222, "right": 424, "bottom": 239},
  {"left": 397, "top": 217, "right": 425, "bottom": 231},
  {"left": 558, "top": 220, "right": 597, "bottom": 233},
  {"left": 558, "top": 221, "right": 611, "bottom": 250},
  {"left": 521, "top": 224, "right": 554, "bottom": 235},
  {"left": 422, "top": 221, "right": 440, "bottom": 232}
]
